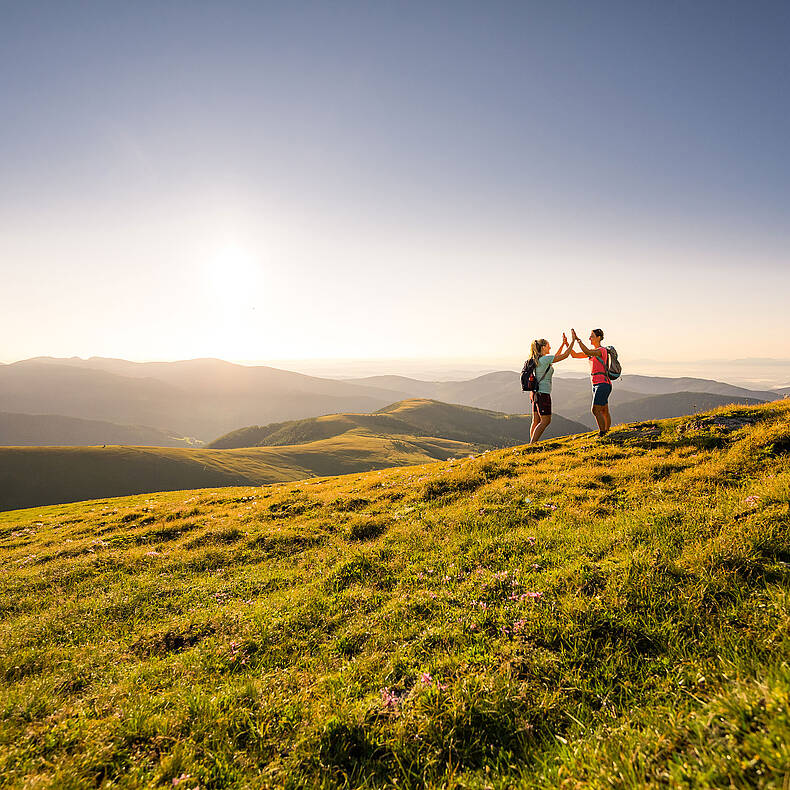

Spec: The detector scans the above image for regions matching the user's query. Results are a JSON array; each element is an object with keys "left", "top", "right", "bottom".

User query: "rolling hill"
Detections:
[
  {"left": 0, "top": 400, "right": 587, "bottom": 511},
  {"left": 1, "top": 357, "right": 779, "bottom": 443},
  {"left": 0, "top": 433, "right": 471, "bottom": 512},
  {"left": 350, "top": 371, "right": 779, "bottom": 427},
  {"left": 610, "top": 391, "right": 765, "bottom": 423},
  {"left": 208, "top": 399, "right": 588, "bottom": 449},
  {"left": 0, "top": 411, "right": 200, "bottom": 448},
  {"left": 1, "top": 400, "right": 788, "bottom": 787}
]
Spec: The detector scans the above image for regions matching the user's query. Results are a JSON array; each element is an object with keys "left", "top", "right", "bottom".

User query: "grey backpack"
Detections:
[{"left": 604, "top": 346, "right": 621, "bottom": 380}]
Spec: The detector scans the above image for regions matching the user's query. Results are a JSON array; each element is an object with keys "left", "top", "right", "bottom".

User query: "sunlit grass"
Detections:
[{"left": 1, "top": 401, "right": 788, "bottom": 788}]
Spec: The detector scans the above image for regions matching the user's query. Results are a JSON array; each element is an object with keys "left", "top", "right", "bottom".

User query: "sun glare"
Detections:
[
  {"left": 193, "top": 243, "right": 269, "bottom": 357},
  {"left": 203, "top": 244, "right": 263, "bottom": 306}
]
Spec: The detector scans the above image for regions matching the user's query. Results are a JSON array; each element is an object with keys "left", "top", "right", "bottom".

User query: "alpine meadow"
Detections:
[
  {"left": 4, "top": 2, "right": 790, "bottom": 788},
  {"left": 1, "top": 401, "right": 788, "bottom": 788}
]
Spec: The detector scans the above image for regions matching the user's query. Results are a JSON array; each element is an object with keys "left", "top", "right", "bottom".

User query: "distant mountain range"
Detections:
[
  {"left": 347, "top": 371, "right": 778, "bottom": 429},
  {"left": 0, "top": 400, "right": 586, "bottom": 510},
  {"left": 611, "top": 392, "right": 765, "bottom": 423},
  {"left": 0, "top": 356, "right": 781, "bottom": 446},
  {"left": 0, "top": 357, "right": 406, "bottom": 440}
]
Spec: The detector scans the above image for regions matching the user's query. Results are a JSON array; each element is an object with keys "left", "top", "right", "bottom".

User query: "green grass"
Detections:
[
  {"left": 1, "top": 401, "right": 789, "bottom": 788},
  {"left": 0, "top": 430, "right": 472, "bottom": 511},
  {"left": 207, "top": 399, "right": 587, "bottom": 449},
  {"left": 0, "top": 399, "right": 588, "bottom": 511}
]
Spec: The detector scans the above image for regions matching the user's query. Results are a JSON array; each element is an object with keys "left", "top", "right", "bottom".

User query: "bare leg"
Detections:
[
  {"left": 603, "top": 405, "right": 611, "bottom": 432},
  {"left": 531, "top": 415, "right": 552, "bottom": 443},
  {"left": 591, "top": 405, "right": 606, "bottom": 434},
  {"left": 530, "top": 412, "right": 541, "bottom": 443}
]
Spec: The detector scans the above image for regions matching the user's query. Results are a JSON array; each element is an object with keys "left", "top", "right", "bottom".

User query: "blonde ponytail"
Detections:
[{"left": 531, "top": 338, "right": 548, "bottom": 363}]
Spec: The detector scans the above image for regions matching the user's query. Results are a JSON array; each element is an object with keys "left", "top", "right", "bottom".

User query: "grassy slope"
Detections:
[
  {"left": 208, "top": 399, "right": 588, "bottom": 449},
  {"left": 0, "top": 432, "right": 472, "bottom": 511},
  {"left": 613, "top": 391, "right": 764, "bottom": 423},
  {"left": 1, "top": 401, "right": 789, "bottom": 788},
  {"left": 0, "top": 411, "right": 200, "bottom": 448}
]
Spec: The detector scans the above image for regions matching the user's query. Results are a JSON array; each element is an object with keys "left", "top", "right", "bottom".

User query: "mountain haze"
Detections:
[
  {"left": 612, "top": 392, "right": 765, "bottom": 424},
  {"left": 0, "top": 358, "right": 410, "bottom": 441},
  {"left": 0, "top": 399, "right": 587, "bottom": 511},
  {"left": 208, "top": 399, "right": 587, "bottom": 449},
  {"left": 350, "top": 371, "right": 778, "bottom": 427},
  {"left": 1, "top": 357, "right": 779, "bottom": 445}
]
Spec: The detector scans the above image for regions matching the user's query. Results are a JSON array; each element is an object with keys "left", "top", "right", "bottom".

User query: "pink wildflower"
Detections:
[
  {"left": 381, "top": 687, "right": 400, "bottom": 710},
  {"left": 420, "top": 672, "right": 433, "bottom": 685},
  {"left": 524, "top": 591, "right": 542, "bottom": 600}
]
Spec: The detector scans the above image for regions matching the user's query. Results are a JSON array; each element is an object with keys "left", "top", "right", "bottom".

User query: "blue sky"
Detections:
[{"left": 1, "top": 1, "right": 788, "bottom": 367}]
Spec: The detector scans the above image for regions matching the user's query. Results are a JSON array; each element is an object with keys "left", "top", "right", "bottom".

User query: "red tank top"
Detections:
[{"left": 590, "top": 347, "right": 609, "bottom": 385}]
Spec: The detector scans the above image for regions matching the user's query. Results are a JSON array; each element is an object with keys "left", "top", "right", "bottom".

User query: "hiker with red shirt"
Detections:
[{"left": 569, "top": 327, "right": 612, "bottom": 437}]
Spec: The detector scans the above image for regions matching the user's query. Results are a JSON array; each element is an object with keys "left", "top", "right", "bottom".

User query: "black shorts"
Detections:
[{"left": 532, "top": 392, "right": 552, "bottom": 416}]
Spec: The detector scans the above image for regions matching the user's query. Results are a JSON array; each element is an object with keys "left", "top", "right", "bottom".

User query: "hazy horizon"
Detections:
[
  {"left": 3, "top": 352, "right": 789, "bottom": 389},
  {"left": 2, "top": 2, "right": 788, "bottom": 366}
]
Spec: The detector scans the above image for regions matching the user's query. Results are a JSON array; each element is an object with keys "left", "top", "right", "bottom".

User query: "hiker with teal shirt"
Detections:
[
  {"left": 528, "top": 333, "right": 572, "bottom": 443},
  {"left": 569, "top": 327, "right": 613, "bottom": 437}
]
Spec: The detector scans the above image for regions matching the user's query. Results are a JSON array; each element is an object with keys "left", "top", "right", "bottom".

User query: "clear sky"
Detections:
[{"left": 1, "top": 1, "right": 788, "bottom": 366}]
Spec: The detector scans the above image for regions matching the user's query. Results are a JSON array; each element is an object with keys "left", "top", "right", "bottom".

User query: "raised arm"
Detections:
[
  {"left": 571, "top": 329, "right": 603, "bottom": 358},
  {"left": 552, "top": 334, "right": 572, "bottom": 362},
  {"left": 568, "top": 344, "right": 587, "bottom": 359},
  {"left": 567, "top": 330, "right": 587, "bottom": 358}
]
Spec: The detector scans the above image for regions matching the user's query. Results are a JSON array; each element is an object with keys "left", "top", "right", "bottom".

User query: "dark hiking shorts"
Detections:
[
  {"left": 532, "top": 392, "right": 552, "bottom": 416},
  {"left": 592, "top": 382, "right": 612, "bottom": 406}
]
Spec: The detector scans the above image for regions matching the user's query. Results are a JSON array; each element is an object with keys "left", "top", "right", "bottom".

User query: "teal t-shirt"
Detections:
[{"left": 535, "top": 354, "right": 555, "bottom": 394}]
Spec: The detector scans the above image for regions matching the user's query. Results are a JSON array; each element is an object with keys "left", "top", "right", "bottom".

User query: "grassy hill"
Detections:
[
  {"left": 208, "top": 399, "right": 588, "bottom": 449},
  {"left": 1, "top": 400, "right": 788, "bottom": 788},
  {"left": 3, "top": 358, "right": 778, "bottom": 442},
  {"left": 0, "top": 411, "right": 200, "bottom": 448},
  {"left": 612, "top": 391, "right": 764, "bottom": 423},
  {"left": 0, "top": 432, "right": 472, "bottom": 512},
  {"left": 0, "top": 400, "right": 587, "bottom": 511},
  {"left": 351, "top": 371, "right": 779, "bottom": 428}
]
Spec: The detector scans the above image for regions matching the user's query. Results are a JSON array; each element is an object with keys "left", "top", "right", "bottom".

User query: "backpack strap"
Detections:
[
  {"left": 599, "top": 347, "right": 611, "bottom": 383},
  {"left": 536, "top": 357, "right": 551, "bottom": 384}
]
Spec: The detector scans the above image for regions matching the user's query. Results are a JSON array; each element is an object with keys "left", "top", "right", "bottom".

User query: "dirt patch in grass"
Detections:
[
  {"left": 131, "top": 622, "right": 216, "bottom": 657},
  {"left": 681, "top": 414, "right": 760, "bottom": 434}
]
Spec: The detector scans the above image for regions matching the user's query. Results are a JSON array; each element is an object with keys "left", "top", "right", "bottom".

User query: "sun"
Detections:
[{"left": 202, "top": 244, "right": 264, "bottom": 309}]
